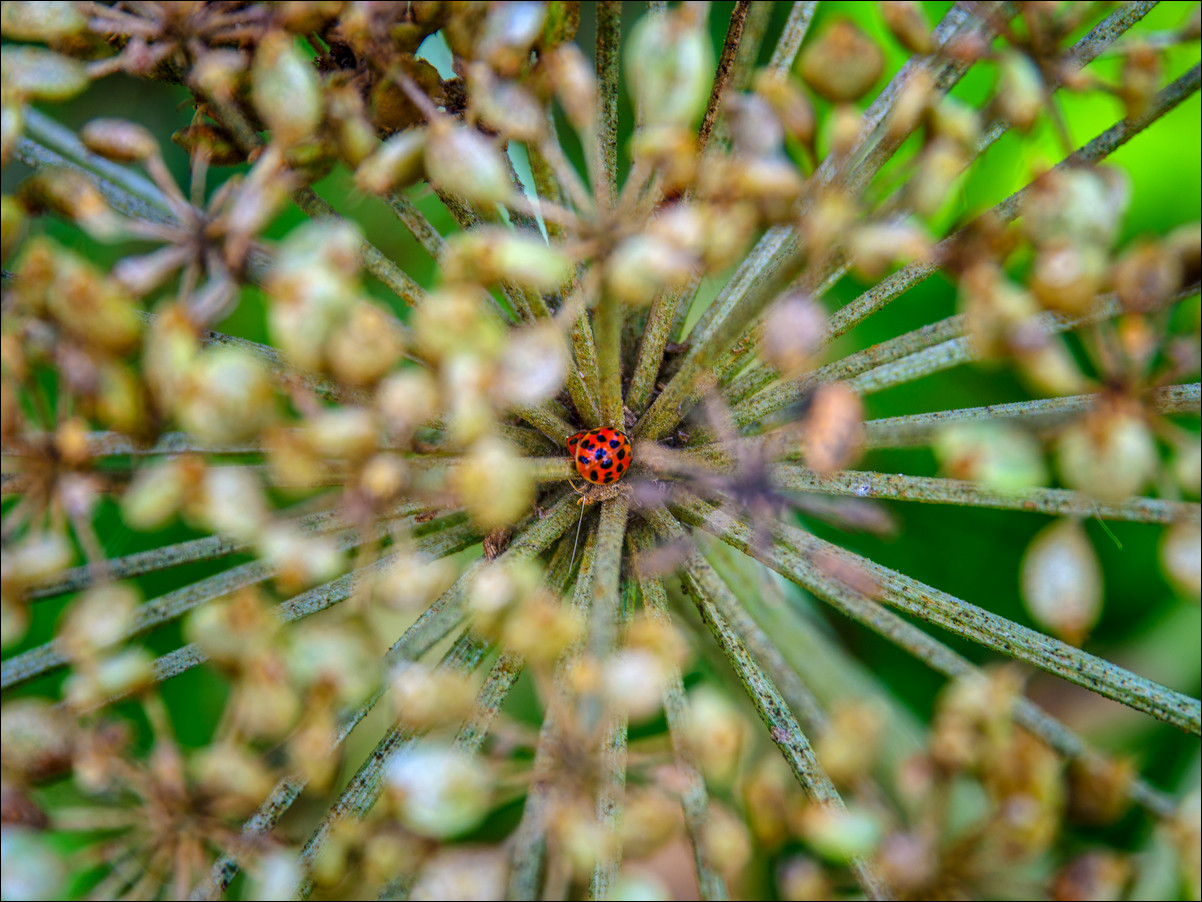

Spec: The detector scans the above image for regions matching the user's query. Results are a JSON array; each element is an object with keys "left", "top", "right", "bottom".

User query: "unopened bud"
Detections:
[
  {"left": 627, "top": 7, "right": 715, "bottom": 128},
  {"left": 1021, "top": 518, "right": 1103, "bottom": 645},
  {"left": 354, "top": 129, "right": 427, "bottom": 195},
  {"left": 252, "top": 31, "right": 323, "bottom": 147},
  {"left": 80, "top": 119, "right": 158, "bottom": 164},
  {"left": 798, "top": 20, "right": 884, "bottom": 103},
  {"left": 1, "top": 47, "right": 89, "bottom": 102},
  {"left": 425, "top": 122, "right": 513, "bottom": 208}
]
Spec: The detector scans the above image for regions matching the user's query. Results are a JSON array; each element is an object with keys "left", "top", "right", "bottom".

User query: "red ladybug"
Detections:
[{"left": 567, "top": 427, "right": 632, "bottom": 485}]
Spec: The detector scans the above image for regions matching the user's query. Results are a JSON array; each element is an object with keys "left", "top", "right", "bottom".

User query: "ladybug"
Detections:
[{"left": 567, "top": 427, "right": 632, "bottom": 485}]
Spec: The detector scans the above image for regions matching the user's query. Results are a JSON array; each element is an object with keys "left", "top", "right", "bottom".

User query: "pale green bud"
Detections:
[
  {"left": 1, "top": 47, "right": 89, "bottom": 101},
  {"left": 177, "top": 347, "right": 276, "bottom": 444},
  {"left": 354, "top": 129, "right": 427, "bottom": 195},
  {"left": 442, "top": 227, "right": 572, "bottom": 292},
  {"left": 798, "top": 19, "right": 884, "bottom": 103},
  {"left": 934, "top": 422, "right": 1048, "bottom": 491},
  {"left": 0, "top": 1, "right": 86, "bottom": 42},
  {"left": 80, "top": 118, "right": 158, "bottom": 163},
  {"left": 627, "top": 7, "right": 715, "bottom": 128},
  {"left": 425, "top": 122, "right": 512, "bottom": 208},
  {"left": 58, "top": 583, "right": 140, "bottom": 660},
  {"left": 1057, "top": 408, "right": 1159, "bottom": 502},
  {"left": 996, "top": 51, "right": 1044, "bottom": 131},
  {"left": 252, "top": 32, "right": 323, "bottom": 147},
  {"left": 799, "top": 804, "right": 883, "bottom": 864},
  {"left": 386, "top": 743, "right": 494, "bottom": 838},
  {"left": 1021, "top": 518, "right": 1103, "bottom": 644}
]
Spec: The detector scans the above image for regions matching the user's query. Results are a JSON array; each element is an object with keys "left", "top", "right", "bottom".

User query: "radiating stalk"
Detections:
[
  {"left": 826, "top": 60, "right": 1201, "bottom": 343},
  {"left": 194, "top": 499, "right": 579, "bottom": 899},
  {"left": 863, "top": 384, "right": 1201, "bottom": 449},
  {"left": 672, "top": 495, "right": 1179, "bottom": 819},
  {"left": 506, "top": 522, "right": 601, "bottom": 900},
  {"left": 766, "top": 2, "right": 817, "bottom": 74},
  {"left": 674, "top": 493, "right": 1202, "bottom": 734},
  {"left": 772, "top": 466, "right": 1201, "bottom": 524},
  {"left": 595, "top": 1, "right": 622, "bottom": 210},
  {"left": 2, "top": 521, "right": 383, "bottom": 691},
  {"left": 643, "top": 506, "right": 891, "bottom": 900},
  {"left": 628, "top": 526, "right": 728, "bottom": 901}
]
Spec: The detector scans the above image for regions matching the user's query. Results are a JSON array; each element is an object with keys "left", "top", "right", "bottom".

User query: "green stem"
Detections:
[
  {"left": 675, "top": 493, "right": 1202, "bottom": 734},
  {"left": 643, "top": 506, "right": 892, "bottom": 901},
  {"left": 863, "top": 384, "right": 1201, "bottom": 449},
  {"left": 672, "top": 494, "right": 1179, "bottom": 819},
  {"left": 771, "top": 465, "right": 1201, "bottom": 524},
  {"left": 628, "top": 526, "right": 728, "bottom": 901}
]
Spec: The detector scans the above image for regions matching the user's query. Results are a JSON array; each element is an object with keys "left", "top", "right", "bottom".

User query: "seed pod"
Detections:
[
  {"left": 326, "top": 301, "right": 405, "bottom": 387},
  {"left": 442, "top": 227, "right": 572, "bottom": 293},
  {"left": 1, "top": 47, "right": 89, "bottom": 102},
  {"left": 760, "top": 294, "right": 827, "bottom": 377},
  {"left": 252, "top": 31, "right": 323, "bottom": 147},
  {"left": 1021, "top": 518, "right": 1103, "bottom": 645},
  {"left": 605, "top": 233, "right": 696, "bottom": 307},
  {"left": 1, "top": 102, "right": 23, "bottom": 167},
  {"left": 1114, "top": 241, "right": 1183, "bottom": 313},
  {"left": 799, "top": 383, "right": 864, "bottom": 476},
  {"left": 798, "top": 804, "right": 883, "bottom": 864},
  {"left": 1161, "top": 522, "right": 1201, "bottom": 598},
  {"left": 301, "top": 407, "right": 378, "bottom": 460},
  {"left": 881, "top": 1, "right": 934, "bottom": 55},
  {"left": 80, "top": 119, "right": 158, "bottom": 164},
  {"left": 354, "top": 129, "right": 427, "bottom": 195},
  {"left": 451, "top": 437, "right": 533, "bottom": 529},
  {"left": 1, "top": 195, "right": 25, "bottom": 264},
  {"left": 496, "top": 323, "right": 568, "bottom": 405},
  {"left": 1022, "top": 166, "right": 1130, "bottom": 249},
  {"left": 424, "top": 122, "right": 513, "bottom": 208},
  {"left": 377, "top": 551, "right": 458, "bottom": 614},
  {"left": 995, "top": 51, "right": 1043, "bottom": 131},
  {"left": 18, "top": 170, "right": 122, "bottom": 242},
  {"left": 377, "top": 369, "right": 440, "bottom": 441},
  {"left": 754, "top": 70, "right": 815, "bottom": 146},
  {"left": 190, "top": 48, "right": 247, "bottom": 102},
  {"left": 0, "top": 2, "right": 86, "bottom": 43},
  {"left": 474, "top": 1, "right": 546, "bottom": 75},
  {"left": 886, "top": 69, "right": 935, "bottom": 141},
  {"left": 1121, "top": 43, "right": 1162, "bottom": 122},
  {"left": 413, "top": 289, "right": 504, "bottom": 362},
  {"left": 468, "top": 64, "right": 546, "bottom": 142},
  {"left": 931, "top": 96, "right": 982, "bottom": 150},
  {"left": 935, "top": 422, "right": 1048, "bottom": 491},
  {"left": 909, "top": 137, "right": 965, "bottom": 219},
  {"left": 849, "top": 221, "right": 933, "bottom": 280},
  {"left": 627, "top": 6, "right": 715, "bottom": 128},
  {"left": 1031, "top": 242, "right": 1108, "bottom": 315},
  {"left": 540, "top": 44, "right": 597, "bottom": 133},
  {"left": 0, "top": 699, "right": 75, "bottom": 782},
  {"left": 64, "top": 647, "right": 155, "bottom": 709},
  {"left": 798, "top": 19, "right": 884, "bottom": 104},
  {"left": 725, "top": 93, "right": 785, "bottom": 159},
  {"left": 1056, "top": 406, "right": 1159, "bottom": 502},
  {"left": 190, "top": 743, "right": 275, "bottom": 818},
  {"left": 386, "top": 743, "right": 494, "bottom": 838},
  {"left": 171, "top": 124, "right": 247, "bottom": 166},
  {"left": 176, "top": 346, "right": 276, "bottom": 445},
  {"left": 684, "top": 686, "right": 749, "bottom": 787}
]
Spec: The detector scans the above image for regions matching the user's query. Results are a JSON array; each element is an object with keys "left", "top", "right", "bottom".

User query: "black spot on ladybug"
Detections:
[
  {"left": 616, "top": 449, "right": 626, "bottom": 460},
  {"left": 609, "top": 439, "right": 620, "bottom": 448},
  {"left": 581, "top": 439, "right": 594, "bottom": 449}
]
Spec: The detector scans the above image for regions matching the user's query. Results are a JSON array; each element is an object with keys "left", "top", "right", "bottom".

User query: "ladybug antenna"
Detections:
[{"left": 569, "top": 498, "right": 586, "bottom": 574}]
